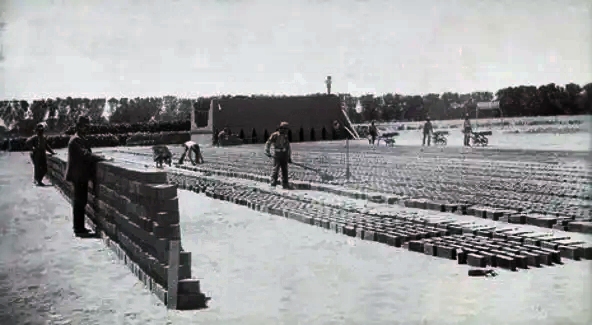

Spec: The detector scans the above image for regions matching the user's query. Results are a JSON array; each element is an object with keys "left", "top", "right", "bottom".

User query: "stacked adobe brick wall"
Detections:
[{"left": 46, "top": 154, "right": 209, "bottom": 310}]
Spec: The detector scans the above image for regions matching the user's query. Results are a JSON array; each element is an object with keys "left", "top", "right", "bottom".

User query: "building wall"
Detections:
[{"left": 210, "top": 95, "right": 345, "bottom": 142}]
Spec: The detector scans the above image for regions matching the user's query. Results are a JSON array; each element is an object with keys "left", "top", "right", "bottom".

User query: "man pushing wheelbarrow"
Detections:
[{"left": 265, "top": 121, "right": 293, "bottom": 190}]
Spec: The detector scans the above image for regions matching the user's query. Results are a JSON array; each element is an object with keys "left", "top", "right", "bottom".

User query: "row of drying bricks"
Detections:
[
  {"left": 208, "top": 150, "right": 590, "bottom": 182},
  {"left": 196, "top": 183, "right": 592, "bottom": 269},
  {"left": 164, "top": 168, "right": 592, "bottom": 260},
  {"left": 178, "top": 157, "right": 588, "bottom": 217},
  {"left": 283, "top": 211, "right": 591, "bottom": 270}
]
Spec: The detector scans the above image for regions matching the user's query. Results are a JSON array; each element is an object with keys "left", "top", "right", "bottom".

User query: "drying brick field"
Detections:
[
  {"left": 2, "top": 139, "right": 592, "bottom": 324},
  {"left": 103, "top": 141, "right": 592, "bottom": 272},
  {"left": 111, "top": 141, "right": 592, "bottom": 232}
]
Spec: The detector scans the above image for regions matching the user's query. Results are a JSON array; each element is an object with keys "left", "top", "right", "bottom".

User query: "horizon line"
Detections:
[{"left": 1, "top": 81, "right": 590, "bottom": 102}]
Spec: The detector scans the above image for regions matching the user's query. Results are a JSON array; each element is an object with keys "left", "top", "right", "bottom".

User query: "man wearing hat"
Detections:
[
  {"left": 422, "top": 116, "right": 433, "bottom": 146},
  {"left": 26, "top": 122, "right": 56, "bottom": 186},
  {"left": 65, "top": 116, "right": 107, "bottom": 237},
  {"left": 265, "top": 121, "right": 293, "bottom": 189},
  {"left": 463, "top": 114, "right": 472, "bottom": 146}
]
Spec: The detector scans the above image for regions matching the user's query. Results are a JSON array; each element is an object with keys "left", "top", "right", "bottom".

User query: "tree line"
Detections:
[
  {"left": 0, "top": 96, "right": 196, "bottom": 136},
  {"left": 342, "top": 82, "right": 591, "bottom": 123},
  {"left": 1, "top": 82, "right": 590, "bottom": 136}
]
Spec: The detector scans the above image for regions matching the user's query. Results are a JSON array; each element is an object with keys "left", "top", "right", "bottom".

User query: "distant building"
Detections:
[
  {"left": 475, "top": 101, "right": 502, "bottom": 119},
  {"left": 476, "top": 101, "right": 500, "bottom": 110},
  {"left": 191, "top": 95, "right": 348, "bottom": 142}
]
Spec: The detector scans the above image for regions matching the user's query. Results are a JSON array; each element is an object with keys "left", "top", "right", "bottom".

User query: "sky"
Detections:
[{"left": 0, "top": 0, "right": 591, "bottom": 100}]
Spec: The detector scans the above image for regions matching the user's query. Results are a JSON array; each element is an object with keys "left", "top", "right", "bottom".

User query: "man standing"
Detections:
[
  {"left": 265, "top": 121, "right": 293, "bottom": 189},
  {"left": 368, "top": 121, "right": 378, "bottom": 147},
  {"left": 463, "top": 114, "right": 472, "bottom": 146},
  {"left": 178, "top": 140, "right": 204, "bottom": 165},
  {"left": 65, "top": 116, "right": 107, "bottom": 237},
  {"left": 26, "top": 123, "right": 55, "bottom": 186},
  {"left": 422, "top": 117, "right": 433, "bottom": 146}
]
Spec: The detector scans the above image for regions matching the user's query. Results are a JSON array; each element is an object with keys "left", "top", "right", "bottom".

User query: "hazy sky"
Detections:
[{"left": 0, "top": 0, "right": 590, "bottom": 100}]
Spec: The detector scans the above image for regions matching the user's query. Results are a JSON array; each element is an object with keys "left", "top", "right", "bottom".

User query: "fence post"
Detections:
[{"left": 167, "top": 240, "right": 180, "bottom": 309}]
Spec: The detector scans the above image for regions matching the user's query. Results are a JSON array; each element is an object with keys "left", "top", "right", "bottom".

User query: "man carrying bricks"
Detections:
[
  {"left": 26, "top": 122, "right": 56, "bottom": 186},
  {"left": 265, "top": 121, "right": 293, "bottom": 189},
  {"left": 178, "top": 140, "right": 204, "bottom": 165},
  {"left": 65, "top": 116, "right": 108, "bottom": 237}
]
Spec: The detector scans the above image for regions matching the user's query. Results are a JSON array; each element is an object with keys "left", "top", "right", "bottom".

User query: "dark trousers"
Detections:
[
  {"left": 422, "top": 133, "right": 431, "bottom": 146},
  {"left": 271, "top": 152, "right": 289, "bottom": 186},
  {"left": 463, "top": 132, "right": 471, "bottom": 146},
  {"left": 178, "top": 146, "right": 203, "bottom": 165},
  {"left": 72, "top": 180, "right": 89, "bottom": 232},
  {"left": 31, "top": 154, "right": 48, "bottom": 183}
]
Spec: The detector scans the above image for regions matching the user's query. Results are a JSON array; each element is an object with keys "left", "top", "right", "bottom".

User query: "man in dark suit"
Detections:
[
  {"left": 463, "top": 114, "right": 472, "bottom": 146},
  {"left": 65, "top": 116, "right": 106, "bottom": 236},
  {"left": 26, "top": 123, "right": 56, "bottom": 186},
  {"left": 422, "top": 117, "right": 433, "bottom": 146}
]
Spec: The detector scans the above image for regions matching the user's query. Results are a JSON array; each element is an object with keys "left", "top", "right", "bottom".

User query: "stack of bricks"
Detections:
[{"left": 46, "top": 155, "right": 208, "bottom": 310}]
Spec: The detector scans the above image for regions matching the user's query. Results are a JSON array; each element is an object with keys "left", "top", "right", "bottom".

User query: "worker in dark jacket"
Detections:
[
  {"left": 65, "top": 116, "right": 107, "bottom": 237},
  {"left": 463, "top": 114, "right": 472, "bottom": 146},
  {"left": 26, "top": 123, "right": 56, "bottom": 186},
  {"left": 152, "top": 144, "right": 173, "bottom": 168},
  {"left": 368, "top": 121, "right": 378, "bottom": 146},
  {"left": 422, "top": 117, "right": 433, "bottom": 146},
  {"left": 265, "top": 121, "right": 292, "bottom": 189}
]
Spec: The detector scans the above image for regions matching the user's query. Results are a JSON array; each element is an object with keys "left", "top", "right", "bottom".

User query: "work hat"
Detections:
[
  {"left": 279, "top": 121, "right": 289, "bottom": 128},
  {"left": 77, "top": 115, "right": 90, "bottom": 127},
  {"left": 36, "top": 122, "right": 46, "bottom": 130}
]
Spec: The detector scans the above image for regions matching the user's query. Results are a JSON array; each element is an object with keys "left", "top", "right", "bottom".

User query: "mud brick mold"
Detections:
[{"left": 47, "top": 155, "right": 209, "bottom": 310}]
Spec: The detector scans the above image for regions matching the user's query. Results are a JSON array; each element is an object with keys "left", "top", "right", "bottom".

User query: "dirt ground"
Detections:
[
  {"left": 0, "top": 152, "right": 173, "bottom": 324},
  {"left": 1, "top": 151, "right": 591, "bottom": 325}
]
